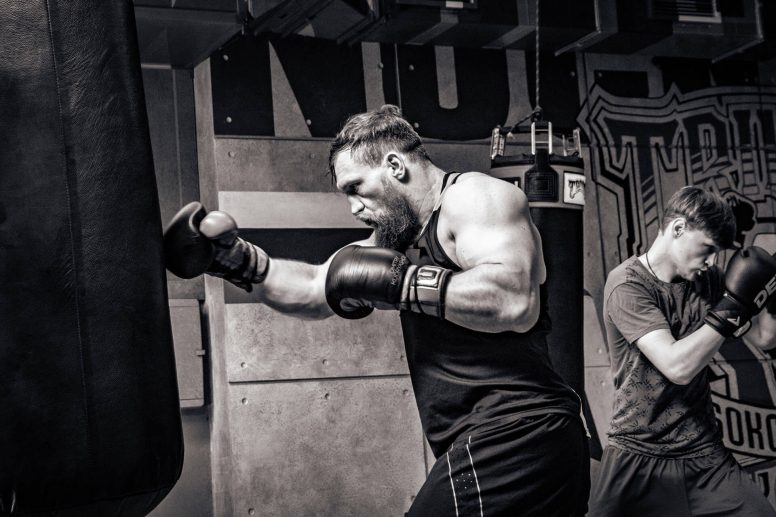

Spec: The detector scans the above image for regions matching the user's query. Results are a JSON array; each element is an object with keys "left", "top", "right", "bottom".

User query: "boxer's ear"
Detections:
[
  {"left": 670, "top": 218, "right": 686, "bottom": 239},
  {"left": 385, "top": 152, "right": 407, "bottom": 181}
]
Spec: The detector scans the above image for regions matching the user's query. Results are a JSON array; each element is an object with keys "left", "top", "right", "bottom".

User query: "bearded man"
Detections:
[{"left": 165, "top": 105, "right": 590, "bottom": 516}]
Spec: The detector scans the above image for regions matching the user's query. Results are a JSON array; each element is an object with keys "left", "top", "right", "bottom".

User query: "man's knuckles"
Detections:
[
  {"left": 200, "top": 211, "right": 239, "bottom": 245},
  {"left": 163, "top": 201, "right": 214, "bottom": 279}
]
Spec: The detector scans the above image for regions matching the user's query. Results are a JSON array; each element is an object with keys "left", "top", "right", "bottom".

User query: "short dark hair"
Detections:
[
  {"left": 662, "top": 186, "right": 736, "bottom": 248},
  {"left": 327, "top": 105, "right": 431, "bottom": 180}
]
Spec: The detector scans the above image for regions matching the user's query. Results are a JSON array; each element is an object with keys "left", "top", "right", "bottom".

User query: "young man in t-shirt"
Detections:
[{"left": 589, "top": 186, "right": 776, "bottom": 516}]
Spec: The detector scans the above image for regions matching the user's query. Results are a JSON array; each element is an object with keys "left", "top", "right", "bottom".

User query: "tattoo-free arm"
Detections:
[
  {"left": 440, "top": 176, "right": 546, "bottom": 333},
  {"left": 635, "top": 326, "right": 725, "bottom": 385},
  {"left": 747, "top": 311, "right": 776, "bottom": 350},
  {"left": 254, "top": 236, "right": 375, "bottom": 320}
]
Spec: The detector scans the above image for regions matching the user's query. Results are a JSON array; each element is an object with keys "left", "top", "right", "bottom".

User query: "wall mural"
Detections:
[{"left": 579, "top": 84, "right": 776, "bottom": 504}]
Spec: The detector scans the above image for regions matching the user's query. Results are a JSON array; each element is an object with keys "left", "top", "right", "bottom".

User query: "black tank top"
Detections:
[{"left": 401, "top": 172, "right": 581, "bottom": 457}]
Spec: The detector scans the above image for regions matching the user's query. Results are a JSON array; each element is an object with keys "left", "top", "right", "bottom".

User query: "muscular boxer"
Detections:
[
  {"left": 589, "top": 186, "right": 776, "bottom": 516},
  {"left": 165, "top": 105, "right": 590, "bottom": 516}
]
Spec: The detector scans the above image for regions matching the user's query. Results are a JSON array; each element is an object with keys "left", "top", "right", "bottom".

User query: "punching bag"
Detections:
[{"left": 0, "top": 1, "right": 183, "bottom": 515}]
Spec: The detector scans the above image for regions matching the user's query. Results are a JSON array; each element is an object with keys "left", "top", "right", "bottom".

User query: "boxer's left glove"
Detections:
[
  {"left": 163, "top": 202, "right": 269, "bottom": 292},
  {"left": 325, "top": 245, "right": 452, "bottom": 320},
  {"left": 704, "top": 246, "right": 776, "bottom": 337}
]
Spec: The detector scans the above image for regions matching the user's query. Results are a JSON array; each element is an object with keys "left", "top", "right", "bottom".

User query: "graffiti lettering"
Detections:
[
  {"left": 713, "top": 395, "right": 776, "bottom": 458},
  {"left": 579, "top": 85, "right": 776, "bottom": 260}
]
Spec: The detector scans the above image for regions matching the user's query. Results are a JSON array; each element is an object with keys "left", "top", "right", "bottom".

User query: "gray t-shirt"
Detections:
[{"left": 604, "top": 256, "right": 724, "bottom": 457}]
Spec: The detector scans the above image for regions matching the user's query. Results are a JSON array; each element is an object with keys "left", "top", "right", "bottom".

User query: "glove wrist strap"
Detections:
[
  {"left": 210, "top": 237, "right": 269, "bottom": 292},
  {"left": 403, "top": 265, "right": 453, "bottom": 319},
  {"left": 705, "top": 293, "right": 752, "bottom": 338}
]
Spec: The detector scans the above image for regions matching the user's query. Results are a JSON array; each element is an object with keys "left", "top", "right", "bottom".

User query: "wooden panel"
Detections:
[
  {"left": 218, "top": 191, "right": 363, "bottom": 229},
  {"left": 228, "top": 379, "right": 426, "bottom": 517},
  {"left": 213, "top": 137, "right": 493, "bottom": 194},
  {"left": 225, "top": 304, "right": 408, "bottom": 382},
  {"left": 170, "top": 299, "right": 205, "bottom": 407},
  {"left": 214, "top": 138, "right": 335, "bottom": 192}
]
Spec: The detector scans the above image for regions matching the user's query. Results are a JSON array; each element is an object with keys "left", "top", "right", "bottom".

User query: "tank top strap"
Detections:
[
  {"left": 434, "top": 171, "right": 464, "bottom": 210},
  {"left": 405, "top": 171, "right": 464, "bottom": 271}
]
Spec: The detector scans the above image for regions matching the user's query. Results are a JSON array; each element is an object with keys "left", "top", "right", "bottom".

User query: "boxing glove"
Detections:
[
  {"left": 163, "top": 202, "right": 269, "bottom": 292},
  {"left": 768, "top": 294, "right": 776, "bottom": 316},
  {"left": 325, "top": 245, "right": 452, "bottom": 320},
  {"left": 705, "top": 246, "right": 776, "bottom": 337},
  {"left": 163, "top": 202, "right": 214, "bottom": 279}
]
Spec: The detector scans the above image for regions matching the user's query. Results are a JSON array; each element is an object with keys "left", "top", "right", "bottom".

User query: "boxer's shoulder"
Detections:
[
  {"left": 604, "top": 257, "right": 649, "bottom": 303},
  {"left": 442, "top": 171, "right": 529, "bottom": 217}
]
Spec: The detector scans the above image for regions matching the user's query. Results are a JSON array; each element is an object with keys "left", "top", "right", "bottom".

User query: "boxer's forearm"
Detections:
[
  {"left": 254, "top": 258, "right": 334, "bottom": 319},
  {"left": 444, "top": 263, "right": 540, "bottom": 334},
  {"left": 669, "top": 325, "right": 727, "bottom": 384},
  {"left": 637, "top": 325, "right": 725, "bottom": 385},
  {"left": 747, "top": 312, "right": 776, "bottom": 350}
]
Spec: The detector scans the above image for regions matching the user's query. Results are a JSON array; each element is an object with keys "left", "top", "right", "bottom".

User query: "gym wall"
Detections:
[{"left": 141, "top": 18, "right": 776, "bottom": 517}]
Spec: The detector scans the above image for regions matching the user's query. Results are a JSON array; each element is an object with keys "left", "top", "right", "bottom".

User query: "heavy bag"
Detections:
[{"left": 0, "top": 0, "right": 183, "bottom": 515}]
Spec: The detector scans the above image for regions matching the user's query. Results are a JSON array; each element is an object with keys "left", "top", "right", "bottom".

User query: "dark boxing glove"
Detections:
[
  {"left": 163, "top": 202, "right": 269, "bottom": 292},
  {"left": 325, "top": 245, "right": 452, "bottom": 320},
  {"left": 769, "top": 289, "right": 776, "bottom": 316},
  {"left": 163, "top": 201, "right": 213, "bottom": 279},
  {"left": 704, "top": 246, "right": 776, "bottom": 338}
]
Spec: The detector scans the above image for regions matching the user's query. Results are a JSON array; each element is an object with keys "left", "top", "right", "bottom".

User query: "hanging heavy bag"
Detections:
[{"left": 0, "top": 0, "right": 183, "bottom": 515}]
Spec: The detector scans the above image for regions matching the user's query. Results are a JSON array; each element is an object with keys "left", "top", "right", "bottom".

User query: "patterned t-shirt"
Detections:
[{"left": 604, "top": 255, "right": 724, "bottom": 457}]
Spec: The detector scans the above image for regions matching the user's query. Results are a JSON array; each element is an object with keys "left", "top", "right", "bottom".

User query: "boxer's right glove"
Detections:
[
  {"left": 163, "top": 202, "right": 269, "bottom": 292},
  {"left": 704, "top": 246, "right": 776, "bottom": 338},
  {"left": 325, "top": 245, "right": 452, "bottom": 320}
]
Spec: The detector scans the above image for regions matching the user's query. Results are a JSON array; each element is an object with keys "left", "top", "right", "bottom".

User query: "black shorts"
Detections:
[
  {"left": 406, "top": 412, "right": 590, "bottom": 517},
  {"left": 589, "top": 444, "right": 776, "bottom": 516}
]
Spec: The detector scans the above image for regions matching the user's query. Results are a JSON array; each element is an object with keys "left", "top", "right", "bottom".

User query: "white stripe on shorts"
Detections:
[
  {"left": 446, "top": 450, "right": 459, "bottom": 517},
  {"left": 466, "top": 436, "right": 484, "bottom": 517}
]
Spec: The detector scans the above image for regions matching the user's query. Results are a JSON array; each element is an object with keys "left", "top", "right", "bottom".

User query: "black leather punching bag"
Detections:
[{"left": 0, "top": 1, "right": 183, "bottom": 515}]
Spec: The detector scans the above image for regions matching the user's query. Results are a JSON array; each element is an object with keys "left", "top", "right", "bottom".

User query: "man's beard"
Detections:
[{"left": 369, "top": 180, "right": 421, "bottom": 251}]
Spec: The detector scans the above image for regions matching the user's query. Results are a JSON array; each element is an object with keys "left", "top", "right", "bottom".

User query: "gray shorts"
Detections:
[{"left": 589, "top": 444, "right": 776, "bottom": 516}]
